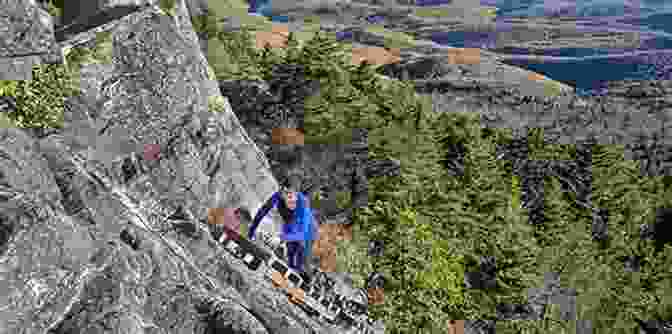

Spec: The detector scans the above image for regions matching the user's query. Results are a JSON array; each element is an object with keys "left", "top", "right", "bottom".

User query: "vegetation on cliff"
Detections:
[
  {"left": 3, "top": 5, "right": 669, "bottom": 333},
  {"left": 192, "top": 9, "right": 672, "bottom": 333},
  {"left": 0, "top": 63, "right": 77, "bottom": 129},
  {"left": 0, "top": 29, "right": 113, "bottom": 130}
]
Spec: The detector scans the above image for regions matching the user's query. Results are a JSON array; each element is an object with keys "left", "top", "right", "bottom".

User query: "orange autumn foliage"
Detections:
[
  {"left": 527, "top": 71, "right": 546, "bottom": 82},
  {"left": 271, "top": 127, "right": 305, "bottom": 145},
  {"left": 447, "top": 320, "right": 465, "bottom": 334},
  {"left": 367, "top": 287, "right": 384, "bottom": 305},
  {"left": 311, "top": 223, "right": 353, "bottom": 272},
  {"left": 207, "top": 207, "right": 237, "bottom": 225},
  {"left": 254, "top": 23, "right": 402, "bottom": 67},
  {"left": 255, "top": 24, "right": 290, "bottom": 49},
  {"left": 351, "top": 46, "right": 402, "bottom": 66},
  {"left": 446, "top": 48, "right": 481, "bottom": 65}
]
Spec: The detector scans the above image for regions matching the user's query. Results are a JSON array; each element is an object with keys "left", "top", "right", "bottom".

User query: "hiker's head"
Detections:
[
  {"left": 280, "top": 175, "right": 301, "bottom": 209},
  {"left": 281, "top": 187, "right": 298, "bottom": 210}
]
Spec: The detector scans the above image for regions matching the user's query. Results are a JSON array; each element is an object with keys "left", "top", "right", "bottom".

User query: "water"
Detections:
[
  {"left": 424, "top": 0, "right": 672, "bottom": 95},
  {"left": 248, "top": 0, "right": 672, "bottom": 94}
]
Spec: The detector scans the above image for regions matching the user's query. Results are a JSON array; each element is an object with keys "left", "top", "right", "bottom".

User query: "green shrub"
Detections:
[
  {"left": 192, "top": 12, "right": 672, "bottom": 332},
  {"left": 0, "top": 63, "right": 78, "bottom": 129},
  {"left": 479, "top": 7, "right": 498, "bottom": 18},
  {"left": 158, "top": 0, "right": 177, "bottom": 17},
  {"left": 208, "top": 95, "right": 229, "bottom": 113},
  {"left": 413, "top": 7, "right": 453, "bottom": 18},
  {"left": 64, "top": 31, "right": 113, "bottom": 70},
  {"left": 334, "top": 222, "right": 374, "bottom": 288},
  {"left": 44, "top": 0, "right": 63, "bottom": 17},
  {"left": 192, "top": 12, "right": 262, "bottom": 80},
  {"left": 543, "top": 79, "right": 564, "bottom": 97},
  {"left": 0, "top": 29, "right": 109, "bottom": 130},
  {"left": 527, "top": 127, "right": 574, "bottom": 160}
]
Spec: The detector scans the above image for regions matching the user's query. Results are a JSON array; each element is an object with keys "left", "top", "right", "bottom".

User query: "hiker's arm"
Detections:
[
  {"left": 282, "top": 193, "right": 312, "bottom": 242},
  {"left": 283, "top": 230, "right": 305, "bottom": 241},
  {"left": 248, "top": 193, "right": 277, "bottom": 239}
]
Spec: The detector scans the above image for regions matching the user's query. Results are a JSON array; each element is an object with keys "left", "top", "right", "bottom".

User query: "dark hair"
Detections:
[
  {"left": 280, "top": 174, "right": 301, "bottom": 192},
  {"left": 235, "top": 207, "right": 252, "bottom": 222}
]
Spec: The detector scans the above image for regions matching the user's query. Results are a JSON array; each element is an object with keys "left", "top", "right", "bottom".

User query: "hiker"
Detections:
[
  {"left": 248, "top": 0, "right": 269, "bottom": 15},
  {"left": 247, "top": 0, "right": 290, "bottom": 22},
  {"left": 248, "top": 176, "right": 317, "bottom": 273}
]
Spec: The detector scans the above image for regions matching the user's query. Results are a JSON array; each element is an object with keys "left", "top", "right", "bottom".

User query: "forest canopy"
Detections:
[
  {"left": 192, "top": 10, "right": 672, "bottom": 333},
  {"left": 2, "top": 7, "right": 669, "bottom": 333}
]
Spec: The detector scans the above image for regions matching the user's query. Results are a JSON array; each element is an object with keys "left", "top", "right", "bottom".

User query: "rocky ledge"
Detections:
[
  {"left": 3, "top": 0, "right": 672, "bottom": 334},
  {"left": 0, "top": 0, "right": 385, "bottom": 333}
]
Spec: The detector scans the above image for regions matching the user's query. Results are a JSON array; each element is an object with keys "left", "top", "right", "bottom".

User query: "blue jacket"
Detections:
[{"left": 248, "top": 191, "right": 317, "bottom": 242}]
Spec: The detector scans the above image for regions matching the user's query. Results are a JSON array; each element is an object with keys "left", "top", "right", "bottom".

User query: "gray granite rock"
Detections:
[
  {"left": 7, "top": 0, "right": 672, "bottom": 331},
  {"left": 59, "top": 0, "right": 149, "bottom": 27},
  {"left": 0, "top": 0, "right": 386, "bottom": 333}
]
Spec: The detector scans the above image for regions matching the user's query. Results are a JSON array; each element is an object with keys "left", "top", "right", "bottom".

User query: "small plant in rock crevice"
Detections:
[
  {"left": 158, "top": 0, "right": 177, "bottom": 17},
  {"left": 0, "top": 63, "right": 78, "bottom": 129}
]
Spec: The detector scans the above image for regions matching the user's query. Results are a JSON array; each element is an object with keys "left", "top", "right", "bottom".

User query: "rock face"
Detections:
[
  {"left": 0, "top": 0, "right": 61, "bottom": 79},
  {"left": 8, "top": 0, "right": 672, "bottom": 332},
  {"left": 59, "top": 0, "right": 152, "bottom": 26},
  {"left": 0, "top": 1, "right": 383, "bottom": 333}
]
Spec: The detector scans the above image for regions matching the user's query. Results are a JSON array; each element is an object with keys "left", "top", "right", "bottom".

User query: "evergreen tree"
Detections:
[{"left": 188, "top": 15, "right": 672, "bottom": 332}]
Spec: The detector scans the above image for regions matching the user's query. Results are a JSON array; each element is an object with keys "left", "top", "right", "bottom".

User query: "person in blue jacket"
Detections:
[
  {"left": 247, "top": 0, "right": 290, "bottom": 22},
  {"left": 248, "top": 176, "right": 316, "bottom": 273}
]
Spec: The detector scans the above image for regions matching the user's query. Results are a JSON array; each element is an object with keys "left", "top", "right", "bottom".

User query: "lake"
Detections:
[
  {"left": 249, "top": 0, "right": 672, "bottom": 95},
  {"left": 424, "top": 0, "right": 672, "bottom": 95}
]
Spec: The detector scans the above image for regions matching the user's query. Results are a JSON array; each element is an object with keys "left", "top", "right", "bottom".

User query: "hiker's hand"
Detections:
[{"left": 274, "top": 239, "right": 286, "bottom": 258}]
